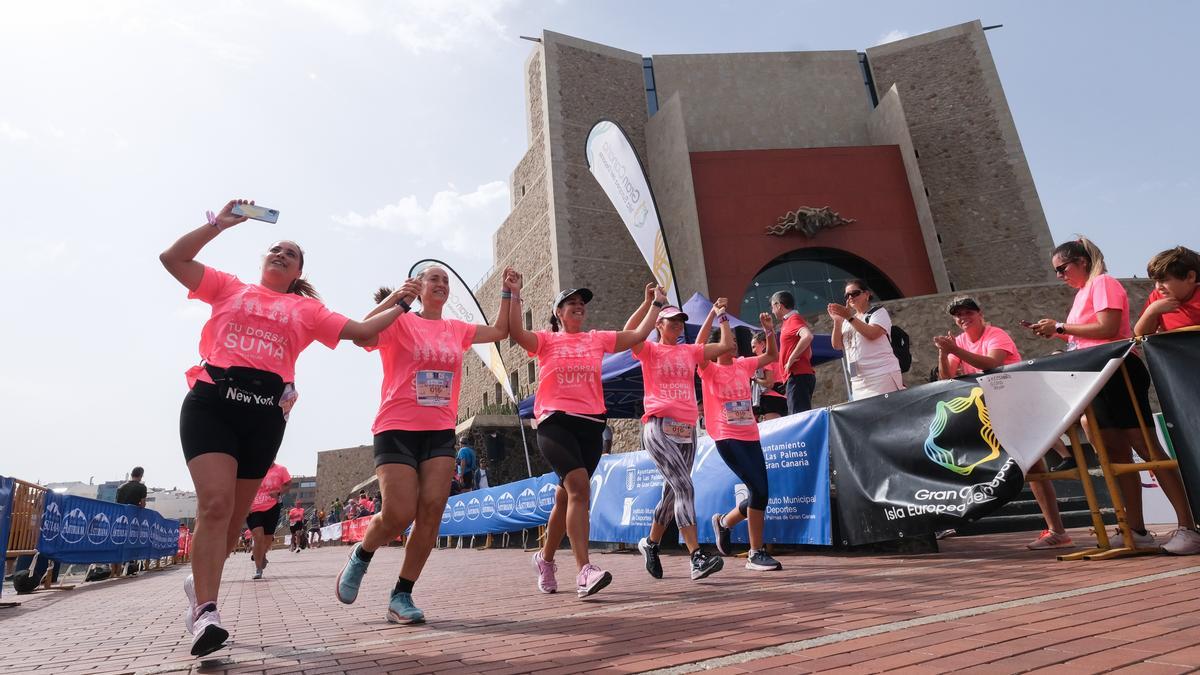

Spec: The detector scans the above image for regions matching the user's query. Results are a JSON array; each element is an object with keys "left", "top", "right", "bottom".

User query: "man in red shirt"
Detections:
[
  {"left": 769, "top": 291, "right": 815, "bottom": 415},
  {"left": 1135, "top": 246, "right": 1200, "bottom": 336}
]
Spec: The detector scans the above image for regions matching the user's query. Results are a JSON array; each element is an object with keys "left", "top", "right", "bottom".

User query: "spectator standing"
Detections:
[
  {"left": 331, "top": 498, "right": 344, "bottom": 523},
  {"left": 751, "top": 331, "right": 788, "bottom": 421},
  {"left": 1033, "top": 237, "right": 1198, "bottom": 554},
  {"left": 770, "top": 291, "right": 815, "bottom": 415},
  {"left": 457, "top": 443, "right": 478, "bottom": 491},
  {"left": 934, "top": 297, "right": 1071, "bottom": 550},
  {"left": 828, "top": 279, "right": 903, "bottom": 400},
  {"left": 112, "top": 467, "right": 148, "bottom": 577}
]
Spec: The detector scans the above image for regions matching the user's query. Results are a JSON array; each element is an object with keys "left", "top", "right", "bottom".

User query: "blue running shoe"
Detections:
[
  {"left": 387, "top": 591, "right": 425, "bottom": 624},
  {"left": 336, "top": 543, "right": 370, "bottom": 604}
]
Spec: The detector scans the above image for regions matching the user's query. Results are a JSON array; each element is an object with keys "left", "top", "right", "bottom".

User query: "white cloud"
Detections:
[
  {"left": 291, "top": 0, "right": 517, "bottom": 54},
  {"left": 333, "top": 181, "right": 510, "bottom": 258},
  {"left": 875, "top": 29, "right": 911, "bottom": 46},
  {"left": 1, "top": 121, "right": 32, "bottom": 143}
]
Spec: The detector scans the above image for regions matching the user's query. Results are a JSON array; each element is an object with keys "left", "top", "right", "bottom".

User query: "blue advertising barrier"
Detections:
[
  {"left": 435, "top": 411, "right": 832, "bottom": 544},
  {"left": 438, "top": 472, "right": 559, "bottom": 537},
  {"left": 37, "top": 492, "right": 180, "bottom": 564},
  {"left": 692, "top": 409, "right": 831, "bottom": 545},
  {"left": 0, "top": 476, "right": 13, "bottom": 596}
]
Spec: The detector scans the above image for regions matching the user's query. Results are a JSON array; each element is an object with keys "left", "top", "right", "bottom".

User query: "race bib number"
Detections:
[
  {"left": 416, "top": 370, "right": 453, "bottom": 407},
  {"left": 723, "top": 400, "right": 754, "bottom": 426},
  {"left": 662, "top": 418, "right": 694, "bottom": 444}
]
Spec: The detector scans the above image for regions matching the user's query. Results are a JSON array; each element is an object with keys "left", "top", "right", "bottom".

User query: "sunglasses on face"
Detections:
[
  {"left": 845, "top": 289, "right": 865, "bottom": 300},
  {"left": 1054, "top": 261, "right": 1073, "bottom": 275}
]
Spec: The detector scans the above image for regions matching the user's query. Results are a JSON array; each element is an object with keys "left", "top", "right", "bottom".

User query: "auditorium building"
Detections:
[{"left": 459, "top": 19, "right": 1053, "bottom": 418}]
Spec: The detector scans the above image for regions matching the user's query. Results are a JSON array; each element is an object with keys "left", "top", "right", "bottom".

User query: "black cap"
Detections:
[
  {"left": 553, "top": 288, "right": 593, "bottom": 308},
  {"left": 946, "top": 296, "right": 982, "bottom": 315}
]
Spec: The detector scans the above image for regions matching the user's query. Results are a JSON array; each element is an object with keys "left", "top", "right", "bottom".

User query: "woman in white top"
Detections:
[{"left": 827, "top": 279, "right": 903, "bottom": 400}]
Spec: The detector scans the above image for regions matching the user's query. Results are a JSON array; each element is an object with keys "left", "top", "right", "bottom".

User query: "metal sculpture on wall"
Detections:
[{"left": 766, "top": 206, "right": 855, "bottom": 238}]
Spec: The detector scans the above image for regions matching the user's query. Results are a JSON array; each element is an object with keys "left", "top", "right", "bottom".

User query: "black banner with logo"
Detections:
[
  {"left": 1142, "top": 329, "right": 1200, "bottom": 525},
  {"left": 830, "top": 342, "right": 1129, "bottom": 546}
]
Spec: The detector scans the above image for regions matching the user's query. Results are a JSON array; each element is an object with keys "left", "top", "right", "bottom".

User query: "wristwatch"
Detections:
[
  {"left": 1055, "top": 322, "right": 1066, "bottom": 334},
  {"left": 397, "top": 298, "right": 412, "bottom": 312}
]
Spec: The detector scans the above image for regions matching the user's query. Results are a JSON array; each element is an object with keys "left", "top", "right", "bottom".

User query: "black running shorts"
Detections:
[
  {"left": 180, "top": 381, "right": 286, "bottom": 480},
  {"left": 373, "top": 429, "right": 456, "bottom": 468},
  {"left": 246, "top": 503, "right": 282, "bottom": 532},
  {"left": 536, "top": 412, "right": 606, "bottom": 481}
]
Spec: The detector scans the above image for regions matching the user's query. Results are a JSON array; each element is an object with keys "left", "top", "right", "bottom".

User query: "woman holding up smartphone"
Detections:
[
  {"left": 161, "top": 199, "right": 407, "bottom": 657},
  {"left": 334, "top": 264, "right": 514, "bottom": 624}
]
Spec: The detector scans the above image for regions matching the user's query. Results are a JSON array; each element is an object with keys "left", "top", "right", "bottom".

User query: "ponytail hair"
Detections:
[
  {"left": 287, "top": 277, "right": 320, "bottom": 299},
  {"left": 374, "top": 286, "right": 393, "bottom": 304},
  {"left": 549, "top": 314, "right": 561, "bottom": 332},
  {"left": 1052, "top": 236, "right": 1107, "bottom": 281}
]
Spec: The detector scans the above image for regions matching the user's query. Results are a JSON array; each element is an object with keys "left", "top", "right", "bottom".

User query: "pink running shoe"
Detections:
[
  {"left": 576, "top": 563, "right": 612, "bottom": 598},
  {"left": 1027, "top": 529, "right": 1074, "bottom": 550},
  {"left": 532, "top": 551, "right": 557, "bottom": 594}
]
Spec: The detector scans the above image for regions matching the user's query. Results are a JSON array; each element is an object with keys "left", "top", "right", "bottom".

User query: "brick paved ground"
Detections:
[{"left": 2, "top": 526, "right": 1199, "bottom": 674}]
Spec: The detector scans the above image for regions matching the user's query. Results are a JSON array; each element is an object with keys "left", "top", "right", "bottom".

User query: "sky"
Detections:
[{"left": 2, "top": 1, "right": 1196, "bottom": 491}]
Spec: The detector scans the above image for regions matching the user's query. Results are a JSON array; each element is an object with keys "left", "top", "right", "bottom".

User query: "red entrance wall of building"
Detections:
[{"left": 690, "top": 146, "right": 937, "bottom": 316}]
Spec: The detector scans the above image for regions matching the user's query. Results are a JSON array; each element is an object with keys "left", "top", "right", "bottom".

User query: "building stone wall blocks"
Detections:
[
  {"left": 645, "top": 91, "right": 709, "bottom": 301},
  {"left": 867, "top": 85, "right": 951, "bottom": 293},
  {"left": 315, "top": 445, "right": 375, "bottom": 514}
]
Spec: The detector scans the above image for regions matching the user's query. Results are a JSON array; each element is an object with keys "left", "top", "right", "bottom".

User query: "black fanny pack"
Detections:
[{"left": 205, "top": 364, "right": 285, "bottom": 408}]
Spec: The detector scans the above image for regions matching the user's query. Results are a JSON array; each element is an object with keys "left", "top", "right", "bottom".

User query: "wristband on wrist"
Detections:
[
  {"left": 717, "top": 313, "right": 730, "bottom": 324},
  {"left": 652, "top": 300, "right": 665, "bottom": 308},
  {"left": 501, "top": 290, "right": 513, "bottom": 299},
  {"left": 397, "top": 298, "right": 411, "bottom": 312},
  {"left": 205, "top": 210, "right": 219, "bottom": 228}
]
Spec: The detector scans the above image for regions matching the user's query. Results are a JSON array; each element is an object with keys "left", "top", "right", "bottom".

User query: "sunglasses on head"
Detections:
[{"left": 845, "top": 289, "right": 865, "bottom": 300}]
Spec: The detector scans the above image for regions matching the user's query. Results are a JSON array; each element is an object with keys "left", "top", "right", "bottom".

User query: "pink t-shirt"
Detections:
[
  {"left": 287, "top": 507, "right": 305, "bottom": 525},
  {"left": 948, "top": 325, "right": 1021, "bottom": 376},
  {"left": 699, "top": 357, "right": 761, "bottom": 442},
  {"left": 365, "top": 312, "right": 477, "bottom": 434},
  {"left": 1066, "top": 274, "right": 1130, "bottom": 350},
  {"left": 249, "top": 464, "right": 292, "bottom": 513},
  {"left": 634, "top": 341, "right": 705, "bottom": 424},
  {"left": 759, "top": 362, "right": 786, "bottom": 398},
  {"left": 529, "top": 330, "right": 618, "bottom": 419},
  {"left": 185, "top": 266, "right": 349, "bottom": 387}
]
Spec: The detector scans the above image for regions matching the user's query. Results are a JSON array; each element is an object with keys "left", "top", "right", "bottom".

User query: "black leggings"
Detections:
[
  {"left": 714, "top": 438, "right": 769, "bottom": 511},
  {"left": 537, "top": 413, "right": 606, "bottom": 480}
]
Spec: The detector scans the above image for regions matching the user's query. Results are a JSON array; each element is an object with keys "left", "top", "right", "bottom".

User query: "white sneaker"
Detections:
[
  {"left": 183, "top": 574, "right": 197, "bottom": 635},
  {"left": 1162, "top": 529, "right": 1200, "bottom": 555},
  {"left": 190, "top": 605, "right": 229, "bottom": 657}
]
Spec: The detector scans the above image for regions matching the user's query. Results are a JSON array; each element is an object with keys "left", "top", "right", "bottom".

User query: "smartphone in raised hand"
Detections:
[{"left": 232, "top": 203, "right": 280, "bottom": 224}]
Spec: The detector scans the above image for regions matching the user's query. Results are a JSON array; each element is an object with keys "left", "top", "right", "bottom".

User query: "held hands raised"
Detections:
[
  {"left": 652, "top": 285, "right": 668, "bottom": 305},
  {"left": 759, "top": 312, "right": 775, "bottom": 331},
  {"left": 397, "top": 278, "right": 423, "bottom": 304},
  {"left": 711, "top": 297, "right": 728, "bottom": 315},
  {"left": 503, "top": 268, "right": 523, "bottom": 292},
  {"left": 643, "top": 282, "right": 657, "bottom": 304}
]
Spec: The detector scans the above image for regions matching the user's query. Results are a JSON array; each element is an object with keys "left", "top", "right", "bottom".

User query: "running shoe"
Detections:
[
  {"left": 711, "top": 513, "right": 732, "bottom": 556},
  {"left": 336, "top": 543, "right": 371, "bottom": 604},
  {"left": 252, "top": 568, "right": 263, "bottom": 580},
  {"left": 1110, "top": 527, "right": 1157, "bottom": 549},
  {"left": 532, "top": 551, "right": 557, "bottom": 594},
  {"left": 386, "top": 591, "right": 425, "bottom": 624},
  {"left": 1027, "top": 530, "right": 1074, "bottom": 550},
  {"left": 190, "top": 603, "right": 229, "bottom": 657},
  {"left": 745, "top": 549, "right": 782, "bottom": 571},
  {"left": 690, "top": 550, "right": 724, "bottom": 581},
  {"left": 637, "top": 537, "right": 663, "bottom": 579},
  {"left": 576, "top": 564, "right": 612, "bottom": 598},
  {"left": 183, "top": 574, "right": 197, "bottom": 635},
  {"left": 1163, "top": 529, "right": 1200, "bottom": 555}
]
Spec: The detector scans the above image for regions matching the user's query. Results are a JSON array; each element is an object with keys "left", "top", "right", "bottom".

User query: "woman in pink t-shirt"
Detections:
[
  {"left": 160, "top": 199, "right": 408, "bottom": 657},
  {"left": 508, "top": 272, "right": 664, "bottom": 599},
  {"left": 335, "top": 264, "right": 513, "bottom": 625},
  {"left": 699, "top": 311, "right": 782, "bottom": 572},
  {"left": 624, "top": 288, "right": 734, "bottom": 581},
  {"left": 751, "top": 331, "right": 788, "bottom": 421},
  {"left": 245, "top": 462, "right": 291, "bottom": 579},
  {"left": 1032, "top": 237, "right": 1197, "bottom": 554}
]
